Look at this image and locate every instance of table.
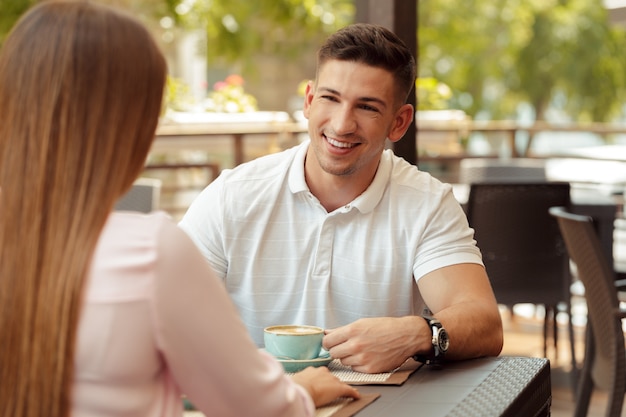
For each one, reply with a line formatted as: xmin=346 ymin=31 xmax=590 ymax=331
xmin=357 ymin=356 xmax=550 ymax=417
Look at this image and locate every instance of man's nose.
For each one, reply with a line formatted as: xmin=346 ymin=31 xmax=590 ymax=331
xmin=331 ymin=105 xmax=357 ymax=135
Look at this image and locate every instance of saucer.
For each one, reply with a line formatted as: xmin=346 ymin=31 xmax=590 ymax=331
xmin=276 ymin=355 xmax=333 ymax=373
xmin=262 ymin=349 xmax=333 ymax=372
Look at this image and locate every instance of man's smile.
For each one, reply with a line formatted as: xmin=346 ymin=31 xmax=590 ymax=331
xmin=324 ymin=135 xmax=359 ymax=149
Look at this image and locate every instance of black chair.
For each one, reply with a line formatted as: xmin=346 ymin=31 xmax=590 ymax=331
xmin=459 ymin=158 xmax=547 ymax=184
xmin=466 ymin=182 xmax=577 ymax=383
xmin=550 ymin=206 xmax=626 ymax=417
xmin=115 ymin=178 xmax=161 ymax=213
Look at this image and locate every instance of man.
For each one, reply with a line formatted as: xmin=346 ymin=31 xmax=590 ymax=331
xmin=179 ymin=23 xmax=503 ymax=374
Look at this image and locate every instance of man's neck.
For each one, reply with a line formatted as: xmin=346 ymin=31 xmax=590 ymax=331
xmin=307 ymin=176 xmax=361 ymax=212
xmin=304 ymin=155 xmax=376 ymax=213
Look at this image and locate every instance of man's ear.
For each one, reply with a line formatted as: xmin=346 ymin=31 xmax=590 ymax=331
xmin=387 ymin=103 xmax=414 ymax=143
xmin=302 ymin=81 xmax=315 ymax=119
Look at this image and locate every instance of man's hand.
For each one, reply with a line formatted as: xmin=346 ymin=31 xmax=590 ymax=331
xmin=322 ymin=264 xmax=503 ymax=374
xmin=323 ymin=316 xmax=428 ymax=374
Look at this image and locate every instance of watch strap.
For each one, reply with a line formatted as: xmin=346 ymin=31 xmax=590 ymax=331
xmin=412 ymin=316 xmax=445 ymax=366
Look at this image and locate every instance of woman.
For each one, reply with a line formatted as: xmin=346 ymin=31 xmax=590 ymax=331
xmin=0 ymin=2 xmax=359 ymax=416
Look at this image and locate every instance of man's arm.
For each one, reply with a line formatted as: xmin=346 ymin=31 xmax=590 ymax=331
xmin=322 ymin=263 xmax=503 ymax=373
xmin=417 ymin=263 xmax=503 ymax=360
xmin=178 ymin=178 xmax=228 ymax=278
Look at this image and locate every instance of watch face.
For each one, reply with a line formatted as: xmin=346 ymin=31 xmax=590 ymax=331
xmin=437 ymin=329 xmax=450 ymax=352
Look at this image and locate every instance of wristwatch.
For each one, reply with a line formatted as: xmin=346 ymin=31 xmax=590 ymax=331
xmin=412 ymin=316 xmax=449 ymax=366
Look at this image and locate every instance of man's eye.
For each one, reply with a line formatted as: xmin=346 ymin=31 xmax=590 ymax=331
xmin=320 ymin=95 xmax=338 ymax=102
xmin=360 ymin=104 xmax=379 ymax=112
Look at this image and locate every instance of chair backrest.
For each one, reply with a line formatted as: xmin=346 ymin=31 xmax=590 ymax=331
xmin=550 ymin=206 xmax=625 ymax=392
xmin=466 ymin=182 xmax=571 ymax=306
xmin=114 ymin=177 xmax=161 ymax=213
xmin=459 ymin=158 xmax=547 ymax=184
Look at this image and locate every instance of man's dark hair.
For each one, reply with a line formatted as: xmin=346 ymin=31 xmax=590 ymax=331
xmin=316 ymin=23 xmax=416 ymax=104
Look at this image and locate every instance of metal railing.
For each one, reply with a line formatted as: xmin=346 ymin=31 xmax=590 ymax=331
xmin=417 ymin=120 xmax=626 ymax=158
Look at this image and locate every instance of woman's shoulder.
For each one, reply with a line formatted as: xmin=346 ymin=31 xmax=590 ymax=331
xmin=98 ymin=211 xmax=194 ymax=263
xmin=89 ymin=211 xmax=206 ymax=296
xmin=105 ymin=210 xmax=174 ymax=241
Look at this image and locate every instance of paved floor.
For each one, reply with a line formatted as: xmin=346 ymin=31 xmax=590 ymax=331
xmin=500 ymin=304 xmax=625 ymax=417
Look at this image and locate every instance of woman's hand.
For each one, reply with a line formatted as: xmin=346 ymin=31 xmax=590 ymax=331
xmin=290 ymin=366 xmax=360 ymax=407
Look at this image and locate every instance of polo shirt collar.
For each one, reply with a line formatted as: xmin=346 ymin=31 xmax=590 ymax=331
xmin=288 ymin=140 xmax=392 ymax=214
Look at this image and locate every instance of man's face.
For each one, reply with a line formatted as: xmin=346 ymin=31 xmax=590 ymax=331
xmin=303 ymin=59 xmax=410 ymax=179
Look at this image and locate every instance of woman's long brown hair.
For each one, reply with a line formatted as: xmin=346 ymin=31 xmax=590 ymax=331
xmin=0 ymin=1 xmax=167 ymax=416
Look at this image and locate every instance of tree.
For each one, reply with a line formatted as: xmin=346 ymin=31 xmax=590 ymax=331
xmin=418 ymin=0 xmax=626 ymax=122
xmin=515 ymin=0 xmax=626 ymax=122
xmin=166 ymin=0 xmax=354 ymax=109
xmin=171 ymin=0 xmax=353 ymax=76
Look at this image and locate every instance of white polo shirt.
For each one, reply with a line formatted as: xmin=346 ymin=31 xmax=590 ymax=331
xmin=179 ymin=140 xmax=483 ymax=345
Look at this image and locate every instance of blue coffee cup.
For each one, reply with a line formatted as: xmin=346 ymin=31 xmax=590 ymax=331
xmin=263 ymin=324 xmax=324 ymax=360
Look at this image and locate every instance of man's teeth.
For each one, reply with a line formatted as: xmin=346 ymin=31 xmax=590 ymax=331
xmin=326 ymin=137 xmax=356 ymax=148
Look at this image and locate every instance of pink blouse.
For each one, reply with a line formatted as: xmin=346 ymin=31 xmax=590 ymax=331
xmin=72 ymin=211 xmax=314 ymax=417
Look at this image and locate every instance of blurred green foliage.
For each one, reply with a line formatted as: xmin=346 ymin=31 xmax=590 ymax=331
xmin=171 ymin=0 xmax=354 ymax=74
xmin=165 ymin=75 xmax=194 ymax=112
xmin=416 ymin=77 xmax=453 ymax=111
xmin=419 ymin=0 xmax=626 ymax=122
xmin=3 ymin=0 xmax=626 ymax=123
xmin=0 ymin=0 xmax=37 ymax=45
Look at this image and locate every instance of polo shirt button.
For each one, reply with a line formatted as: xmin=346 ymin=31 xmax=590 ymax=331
xmin=344 ymin=204 xmax=350 ymax=210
